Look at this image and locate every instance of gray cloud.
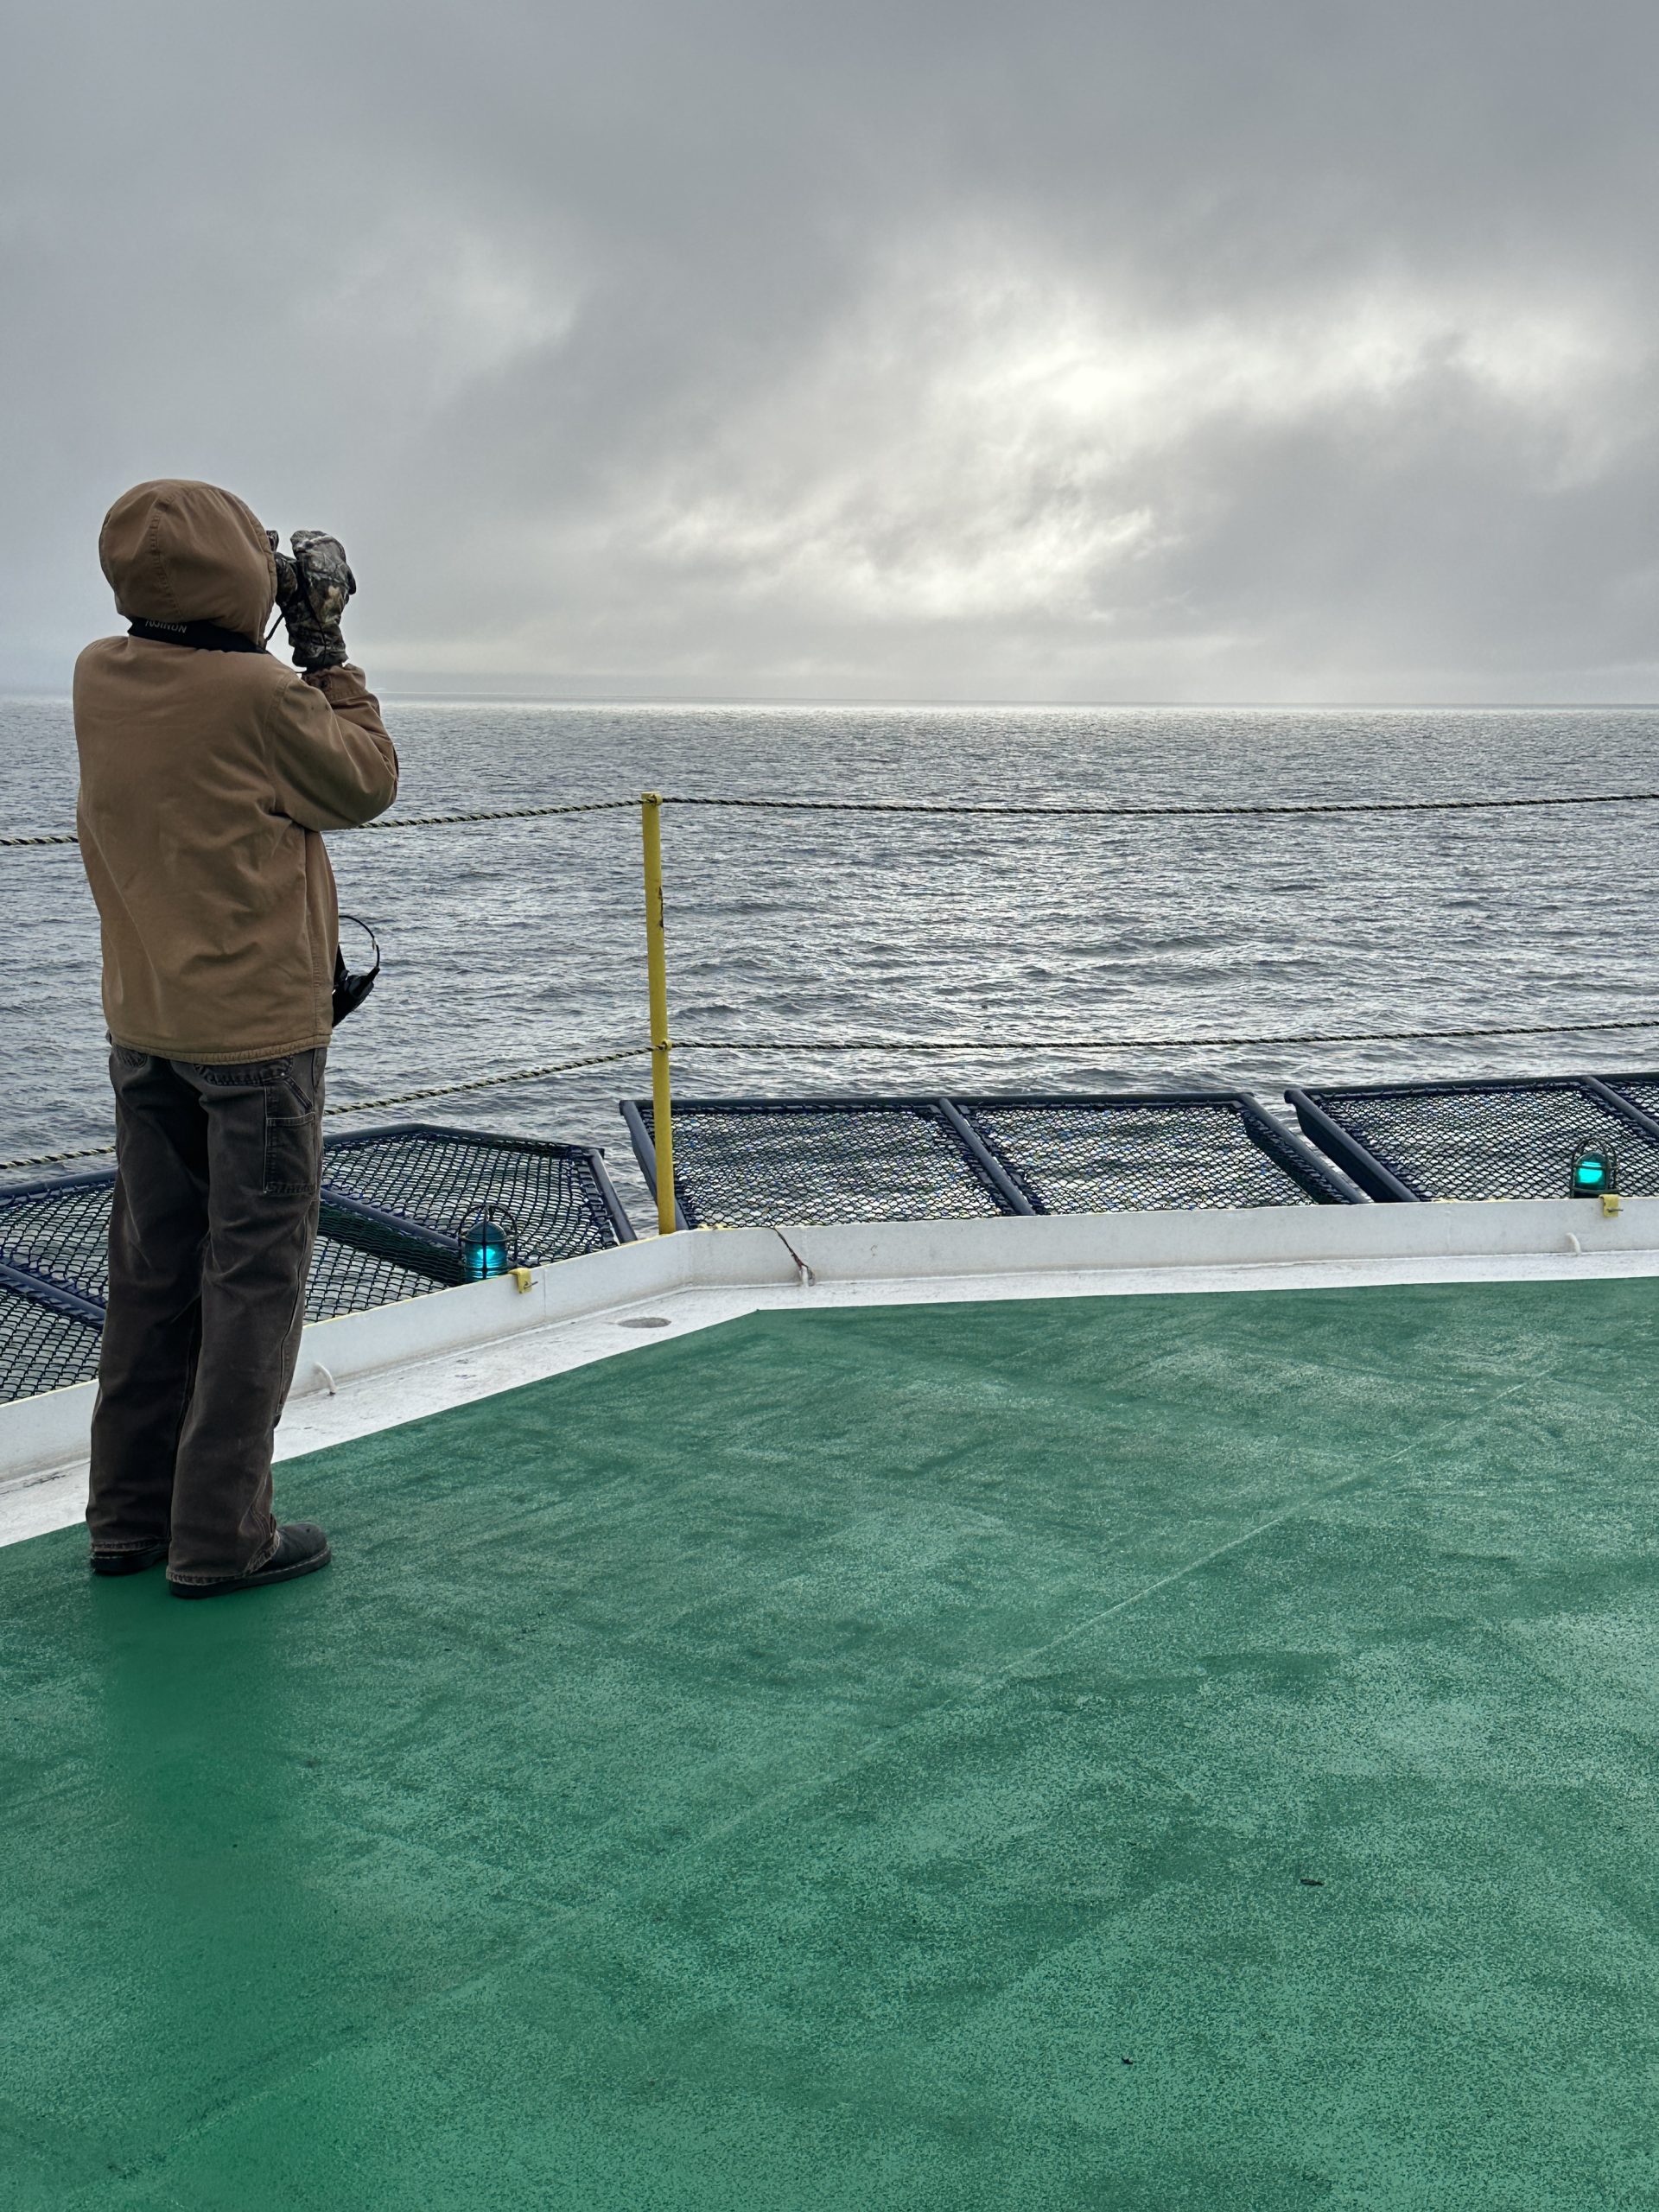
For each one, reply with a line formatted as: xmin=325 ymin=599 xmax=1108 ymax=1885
xmin=3 ymin=0 xmax=1658 ymax=698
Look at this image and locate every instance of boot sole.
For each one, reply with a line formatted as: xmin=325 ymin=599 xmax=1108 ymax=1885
xmin=90 ymin=1545 xmax=170 ymax=1576
xmin=169 ymin=1542 xmax=332 ymax=1599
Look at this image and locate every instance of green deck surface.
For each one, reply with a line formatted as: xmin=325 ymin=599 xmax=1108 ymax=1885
xmin=3 ymin=1279 xmax=1659 ymax=2210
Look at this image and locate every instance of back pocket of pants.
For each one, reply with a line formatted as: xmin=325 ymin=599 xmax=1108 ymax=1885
xmin=264 ymin=1108 xmax=320 ymax=1198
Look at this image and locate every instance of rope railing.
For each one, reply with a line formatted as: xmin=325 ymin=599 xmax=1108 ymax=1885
xmin=0 ymin=800 xmax=638 ymax=849
xmin=355 ymin=798 xmax=638 ymax=830
xmin=16 ymin=785 xmax=1659 ymax=847
xmin=660 ymin=790 xmax=1659 ymax=819
xmin=671 ymin=1017 xmax=1659 ymax=1051
xmin=320 ymin=1045 xmax=645 ymax=1116
xmin=10 ymin=1015 xmax=1659 ymax=1181
xmin=7 ymin=783 xmax=1659 ymax=1222
xmin=0 ymin=1046 xmax=649 ymax=1176
xmin=0 ymin=1140 xmax=121 ymax=1173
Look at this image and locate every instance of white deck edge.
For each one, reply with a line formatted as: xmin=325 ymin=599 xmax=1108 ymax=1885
xmin=6 ymin=1196 xmax=1659 ymax=1547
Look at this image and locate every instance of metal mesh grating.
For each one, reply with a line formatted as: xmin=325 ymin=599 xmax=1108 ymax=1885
xmin=305 ymin=1236 xmax=447 ymax=1321
xmin=958 ymin=1095 xmax=1356 ymax=1211
xmin=632 ymin=1099 xmax=1011 ymax=1226
xmin=320 ymin=1126 xmax=625 ymax=1262
xmin=0 ymin=1281 xmax=103 ymax=1403
xmin=0 ymin=1122 xmax=630 ymax=1402
xmin=1291 ymin=1080 xmax=1659 ymax=1202
xmin=0 ymin=1179 xmax=449 ymax=1319
xmin=0 ymin=1179 xmax=453 ymax=1395
xmin=1596 ymin=1074 xmax=1659 ymax=1128
xmin=0 ymin=1176 xmax=112 ymax=1302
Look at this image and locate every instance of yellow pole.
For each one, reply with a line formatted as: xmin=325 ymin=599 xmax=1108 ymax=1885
xmin=640 ymin=792 xmax=676 ymax=1236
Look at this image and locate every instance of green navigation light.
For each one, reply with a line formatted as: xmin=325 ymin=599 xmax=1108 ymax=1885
xmin=1570 ymin=1141 xmax=1617 ymax=1198
xmin=460 ymin=1203 xmax=520 ymax=1280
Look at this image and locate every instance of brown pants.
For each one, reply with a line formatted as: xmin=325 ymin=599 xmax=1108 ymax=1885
xmin=88 ymin=1046 xmax=327 ymax=1585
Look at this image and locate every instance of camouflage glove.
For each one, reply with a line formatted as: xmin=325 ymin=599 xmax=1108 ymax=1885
xmin=268 ymin=529 xmax=355 ymax=671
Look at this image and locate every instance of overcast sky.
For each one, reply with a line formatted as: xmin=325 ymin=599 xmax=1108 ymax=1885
xmin=3 ymin=0 xmax=1657 ymax=701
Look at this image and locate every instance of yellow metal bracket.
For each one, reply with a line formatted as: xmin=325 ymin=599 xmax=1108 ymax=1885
xmin=641 ymin=792 xmax=677 ymax=1236
xmin=1602 ymin=1192 xmax=1622 ymax=1217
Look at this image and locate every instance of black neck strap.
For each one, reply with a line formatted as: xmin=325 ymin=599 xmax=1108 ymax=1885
xmin=128 ymin=618 xmax=264 ymax=654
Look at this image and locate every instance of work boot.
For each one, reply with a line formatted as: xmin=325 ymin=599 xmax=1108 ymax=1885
xmin=169 ymin=1522 xmax=332 ymax=1599
xmin=90 ymin=1539 xmax=170 ymax=1576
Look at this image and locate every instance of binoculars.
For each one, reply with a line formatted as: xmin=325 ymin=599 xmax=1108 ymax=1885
xmin=266 ymin=529 xmax=356 ymax=610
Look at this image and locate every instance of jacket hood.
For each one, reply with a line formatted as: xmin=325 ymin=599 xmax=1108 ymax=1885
xmin=99 ymin=480 xmax=276 ymax=641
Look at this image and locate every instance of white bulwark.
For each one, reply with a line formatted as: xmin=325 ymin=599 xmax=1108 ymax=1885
xmin=4 ymin=1193 xmax=1657 ymax=1546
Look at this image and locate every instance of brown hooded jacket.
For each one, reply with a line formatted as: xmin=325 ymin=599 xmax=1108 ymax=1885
xmin=73 ymin=480 xmax=399 ymax=1063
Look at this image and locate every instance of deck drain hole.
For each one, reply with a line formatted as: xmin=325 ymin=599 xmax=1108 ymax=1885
xmin=617 ymin=1315 xmax=672 ymax=1329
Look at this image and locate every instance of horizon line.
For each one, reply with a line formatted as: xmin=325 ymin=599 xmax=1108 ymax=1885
xmin=7 ymin=684 xmax=1659 ymax=713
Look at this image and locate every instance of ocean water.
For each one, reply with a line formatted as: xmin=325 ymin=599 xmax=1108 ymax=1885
xmin=4 ymin=697 xmax=1658 ymax=1218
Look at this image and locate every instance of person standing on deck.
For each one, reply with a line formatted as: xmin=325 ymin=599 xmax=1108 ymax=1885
xmin=73 ymin=479 xmax=398 ymax=1597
